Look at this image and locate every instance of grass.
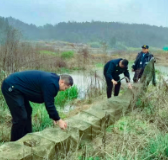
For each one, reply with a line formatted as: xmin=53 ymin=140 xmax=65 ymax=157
xmin=66 ymin=77 xmax=168 ymax=160
xmin=94 ymin=63 xmax=104 ymax=68
xmin=78 ymin=156 xmax=101 ymax=160
xmin=55 ymin=85 xmax=78 ymax=107
xmin=61 ymin=51 xmax=74 ymax=59
xmin=141 ymin=134 xmax=168 ymax=159
xmin=39 ymin=50 xmax=57 ymax=55
xmin=31 ymin=103 xmax=67 ymax=132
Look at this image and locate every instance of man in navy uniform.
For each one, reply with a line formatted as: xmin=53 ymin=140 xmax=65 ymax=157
xmin=104 ymin=59 xmax=132 ymax=98
xmin=1 ymin=70 xmax=73 ymax=141
xmin=132 ymin=45 xmax=155 ymax=82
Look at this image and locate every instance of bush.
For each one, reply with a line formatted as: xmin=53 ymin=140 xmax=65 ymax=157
xmin=89 ymin=42 xmax=101 ymax=48
xmin=61 ymin=51 xmax=74 ymax=59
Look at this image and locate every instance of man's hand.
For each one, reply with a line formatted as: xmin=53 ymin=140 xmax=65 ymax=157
xmin=128 ymin=83 xmax=132 ymax=89
xmin=54 ymin=119 xmax=67 ymax=130
xmin=112 ymin=79 xmax=118 ymax=85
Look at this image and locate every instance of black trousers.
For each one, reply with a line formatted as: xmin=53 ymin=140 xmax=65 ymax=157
xmin=1 ymin=80 xmax=32 ymax=141
xmin=104 ymin=75 xmax=121 ymax=98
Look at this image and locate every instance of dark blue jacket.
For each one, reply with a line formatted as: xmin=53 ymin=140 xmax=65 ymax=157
xmin=4 ymin=70 xmax=60 ymax=121
xmin=132 ymin=52 xmax=154 ymax=70
xmin=104 ymin=58 xmax=130 ymax=81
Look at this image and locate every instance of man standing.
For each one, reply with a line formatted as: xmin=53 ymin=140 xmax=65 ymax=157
xmin=132 ymin=45 xmax=155 ymax=82
xmin=1 ymin=70 xmax=73 ymax=141
xmin=104 ymin=59 xmax=132 ymax=98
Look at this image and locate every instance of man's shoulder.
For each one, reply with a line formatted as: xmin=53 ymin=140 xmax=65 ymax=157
xmin=41 ymin=72 xmax=59 ymax=83
xmin=138 ymin=52 xmax=143 ymax=55
xmin=111 ymin=58 xmax=122 ymax=63
xmin=147 ymin=52 xmax=154 ymax=57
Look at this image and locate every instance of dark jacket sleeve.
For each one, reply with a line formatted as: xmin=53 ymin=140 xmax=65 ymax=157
xmin=145 ymin=54 xmax=155 ymax=66
xmin=132 ymin=53 xmax=140 ymax=70
xmin=123 ymin=68 xmax=130 ymax=82
xmin=42 ymin=83 xmax=60 ymax=121
xmin=106 ymin=62 xmax=115 ymax=80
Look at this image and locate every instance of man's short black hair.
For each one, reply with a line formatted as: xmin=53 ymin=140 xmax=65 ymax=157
xmin=60 ymin=75 xmax=73 ymax=86
xmin=121 ymin=59 xmax=129 ymax=67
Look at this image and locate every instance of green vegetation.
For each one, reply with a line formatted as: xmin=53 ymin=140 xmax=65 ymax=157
xmin=70 ymin=79 xmax=168 ymax=160
xmin=141 ymin=134 xmax=168 ymax=159
xmin=31 ymin=103 xmax=67 ymax=132
xmin=94 ymin=63 xmax=104 ymax=68
xmin=55 ymin=85 xmax=78 ymax=107
xmin=4 ymin=16 xmax=168 ymax=48
xmin=88 ymin=42 xmax=101 ymax=48
xmin=61 ymin=51 xmax=74 ymax=59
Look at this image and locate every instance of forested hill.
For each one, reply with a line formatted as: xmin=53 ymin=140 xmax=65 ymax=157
xmin=1 ymin=16 xmax=168 ymax=48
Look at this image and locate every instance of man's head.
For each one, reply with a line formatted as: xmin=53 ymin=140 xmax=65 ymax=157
xmin=142 ymin=45 xmax=149 ymax=53
xmin=59 ymin=75 xmax=73 ymax=91
xmin=119 ymin=59 xmax=129 ymax=68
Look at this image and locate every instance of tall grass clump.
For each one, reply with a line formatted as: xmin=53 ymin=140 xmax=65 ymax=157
xmin=55 ymin=85 xmax=78 ymax=107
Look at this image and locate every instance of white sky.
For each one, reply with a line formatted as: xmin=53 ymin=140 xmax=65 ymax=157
xmin=0 ymin=0 xmax=167 ymax=27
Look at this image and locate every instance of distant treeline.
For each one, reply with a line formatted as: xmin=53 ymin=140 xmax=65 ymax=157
xmin=1 ymin=16 xmax=168 ymax=48
xmin=0 ymin=17 xmax=11 ymax=44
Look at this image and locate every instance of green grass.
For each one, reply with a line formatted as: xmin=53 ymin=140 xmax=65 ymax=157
xmin=141 ymin=134 xmax=168 ymax=159
xmin=31 ymin=103 xmax=67 ymax=132
xmin=61 ymin=51 xmax=74 ymax=59
xmin=95 ymin=63 xmax=104 ymax=68
xmin=31 ymin=103 xmax=53 ymax=131
xmin=106 ymin=116 xmax=147 ymax=134
xmin=55 ymin=85 xmax=78 ymax=107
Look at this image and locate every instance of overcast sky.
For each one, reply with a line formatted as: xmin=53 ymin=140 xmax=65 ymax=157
xmin=0 ymin=0 xmax=167 ymax=27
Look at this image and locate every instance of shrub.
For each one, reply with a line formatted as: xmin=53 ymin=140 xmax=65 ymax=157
xmin=61 ymin=51 xmax=74 ymax=59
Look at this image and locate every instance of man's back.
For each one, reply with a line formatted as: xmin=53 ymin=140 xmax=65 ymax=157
xmin=4 ymin=70 xmax=60 ymax=103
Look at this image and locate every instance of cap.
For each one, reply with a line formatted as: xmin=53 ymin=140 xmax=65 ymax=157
xmin=142 ymin=45 xmax=149 ymax=49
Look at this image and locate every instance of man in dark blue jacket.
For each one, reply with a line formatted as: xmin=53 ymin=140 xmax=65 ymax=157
xmin=104 ymin=59 xmax=132 ymax=98
xmin=1 ymin=70 xmax=73 ymax=141
xmin=132 ymin=45 xmax=155 ymax=82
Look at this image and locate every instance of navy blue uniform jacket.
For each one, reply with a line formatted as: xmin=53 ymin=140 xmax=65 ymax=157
xmin=4 ymin=70 xmax=60 ymax=121
xmin=132 ymin=52 xmax=154 ymax=70
xmin=104 ymin=58 xmax=130 ymax=81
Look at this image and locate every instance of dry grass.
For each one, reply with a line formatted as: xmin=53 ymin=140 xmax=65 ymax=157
xmin=64 ymin=78 xmax=168 ymax=160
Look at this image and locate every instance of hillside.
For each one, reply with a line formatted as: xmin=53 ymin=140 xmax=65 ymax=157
xmin=1 ymin=16 xmax=168 ymax=48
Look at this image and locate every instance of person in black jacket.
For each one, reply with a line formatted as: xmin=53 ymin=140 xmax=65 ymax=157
xmin=1 ymin=70 xmax=73 ymax=141
xmin=104 ymin=59 xmax=132 ymax=98
xmin=132 ymin=45 xmax=155 ymax=82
